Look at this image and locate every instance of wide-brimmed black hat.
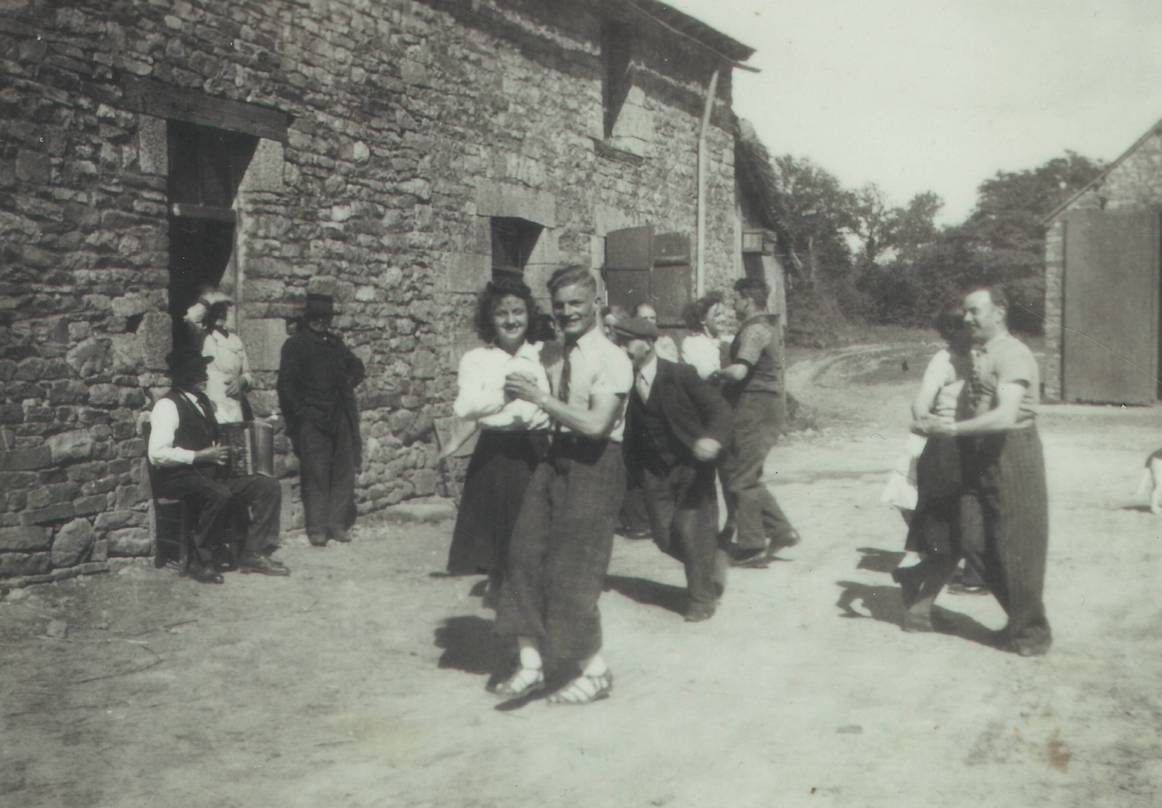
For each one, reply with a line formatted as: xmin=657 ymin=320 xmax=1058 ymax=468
xmin=303 ymin=293 xmax=335 ymax=321
xmin=165 ymin=350 xmax=213 ymax=383
xmin=610 ymin=316 xmax=658 ymax=341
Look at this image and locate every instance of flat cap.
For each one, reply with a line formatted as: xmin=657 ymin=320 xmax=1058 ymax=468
xmin=609 ymin=315 xmax=658 ymax=340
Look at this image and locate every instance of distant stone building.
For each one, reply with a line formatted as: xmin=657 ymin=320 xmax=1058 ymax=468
xmin=0 ymin=0 xmax=758 ymax=580
xmin=1043 ymin=118 xmax=1162 ymax=404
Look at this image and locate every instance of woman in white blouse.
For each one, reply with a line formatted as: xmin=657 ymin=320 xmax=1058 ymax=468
xmin=445 ymin=277 xmax=551 ymax=602
xmin=184 ymin=290 xmax=253 ymax=424
xmin=678 ymin=292 xmax=727 ymax=380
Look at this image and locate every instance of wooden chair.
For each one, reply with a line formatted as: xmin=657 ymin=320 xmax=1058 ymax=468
xmin=141 ymin=414 xmax=247 ymax=574
xmin=142 ymin=419 xmax=194 ymax=573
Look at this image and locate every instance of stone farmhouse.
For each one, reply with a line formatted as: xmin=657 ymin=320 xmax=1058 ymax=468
xmin=1043 ymin=118 xmax=1162 ymax=404
xmin=0 ymin=0 xmax=779 ymax=581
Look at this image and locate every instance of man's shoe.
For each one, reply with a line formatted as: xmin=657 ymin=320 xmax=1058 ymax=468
xmin=188 ymin=563 xmax=224 ymax=585
xmin=729 ymin=546 xmax=770 ymax=568
xmin=238 ymin=554 xmax=291 ymax=577
xmin=947 ymin=582 xmax=988 ymax=595
xmin=329 ymin=529 xmax=351 ymax=544
xmin=768 ymin=529 xmax=801 ymax=550
xmin=684 ymin=603 xmax=716 ymax=623
xmin=308 ymin=534 xmax=328 ymax=547
xmin=901 ymin=610 xmax=934 ymax=633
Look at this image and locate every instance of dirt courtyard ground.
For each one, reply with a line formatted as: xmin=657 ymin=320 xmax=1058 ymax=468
xmin=3 ymin=341 xmax=1161 ymax=808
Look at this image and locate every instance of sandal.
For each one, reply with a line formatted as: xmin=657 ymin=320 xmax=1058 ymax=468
xmin=546 ymin=669 xmax=614 ymax=706
xmin=489 ymin=666 xmax=544 ymax=698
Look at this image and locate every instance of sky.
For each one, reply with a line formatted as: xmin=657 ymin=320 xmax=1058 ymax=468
xmin=665 ymin=0 xmax=1162 ymax=224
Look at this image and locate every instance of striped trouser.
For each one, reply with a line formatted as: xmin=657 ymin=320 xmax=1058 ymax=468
xmin=964 ymin=426 xmax=1051 ymax=649
xmin=495 ymin=438 xmax=626 ymax=667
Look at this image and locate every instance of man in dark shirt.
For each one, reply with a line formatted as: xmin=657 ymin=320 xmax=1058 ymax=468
xmin=615 ymin=316 xmax=732 ymax=622
xmin=719 ymin=277 xmax=800 ymax=567
xmin=277 ymin=294 xmax=365 ymax=547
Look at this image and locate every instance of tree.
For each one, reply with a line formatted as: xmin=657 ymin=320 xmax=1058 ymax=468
xmin=772 ymin=155 xmax=855 ymax=285
xmin=958 ymin=151 xmax=1103 ymax=332
xmin=858 ymin=152 xmax=1103 ymax=333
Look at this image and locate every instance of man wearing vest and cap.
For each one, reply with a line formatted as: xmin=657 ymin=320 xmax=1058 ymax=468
xmin=147 ymin=350 xmax=287 ymax=583
xmin=278 ymin=293 xmax=365 ymax=547
xmin=494 ymin=265 xmax=633 ymax=706
xmin=613 ymin=315 xmax=733 ymax=622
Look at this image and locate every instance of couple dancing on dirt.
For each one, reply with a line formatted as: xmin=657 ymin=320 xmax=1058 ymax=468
xmin=443 ymin=266 xmax=789 ymax=705
xmin=892 ymin=287 xmax=1052 ymax=657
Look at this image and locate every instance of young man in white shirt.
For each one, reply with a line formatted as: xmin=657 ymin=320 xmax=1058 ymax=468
xmin=494 ymin=265 xmax=633 ymax=705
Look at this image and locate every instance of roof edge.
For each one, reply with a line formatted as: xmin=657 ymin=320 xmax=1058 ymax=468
xmin=1041 ymin=116 xmax=1162 ymax=225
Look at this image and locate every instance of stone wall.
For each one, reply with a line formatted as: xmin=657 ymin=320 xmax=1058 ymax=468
xmin=0 ymin=0 xmax=744 ymax=579
xmin=1043 ymin=127 xmax=1162 ymax=400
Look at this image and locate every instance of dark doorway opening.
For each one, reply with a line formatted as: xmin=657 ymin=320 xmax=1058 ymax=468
xmin=166 ymin=120 xmax=257 ymax=351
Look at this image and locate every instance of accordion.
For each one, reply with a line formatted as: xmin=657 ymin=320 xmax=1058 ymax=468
xmin=219 ymin=421 xmax=275 ymax=478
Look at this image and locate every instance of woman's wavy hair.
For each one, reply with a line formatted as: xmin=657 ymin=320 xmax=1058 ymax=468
xmin=473 ymin=275 xmax=544 ymax=344
xmin=683 ymin=291 xmax=723 ymax=331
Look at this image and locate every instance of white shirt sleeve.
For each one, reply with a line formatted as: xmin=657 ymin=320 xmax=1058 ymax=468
xmin=147 ymin=398 xmax=198 ymax=467
xmin=452 ymin=349 xmax=506 ymax=420
xmin=239 ymin=338 xmax=252 ymax=388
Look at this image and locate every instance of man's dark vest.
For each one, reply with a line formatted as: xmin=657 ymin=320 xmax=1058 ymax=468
xmin=153 ymin=390 xmax=219 ymax=485
xmin=628 ymin=388 xmax=686 ymax=472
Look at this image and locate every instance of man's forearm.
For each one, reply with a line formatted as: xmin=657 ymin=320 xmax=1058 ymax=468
xmin=720 ymin=362 xmax=748 ymax=382
xmin=535 ymin=393 xmax=615 ymax=438
xmin=950 ymin=407 xmax=1019 ymax=436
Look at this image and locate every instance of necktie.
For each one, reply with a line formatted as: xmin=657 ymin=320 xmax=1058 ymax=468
xmin=553 ymin=345 xmax=573 ymax=439
xmin=557 ymin=344 xmax=573 ymax=404
xmin=636 ymin=371 xmax=650 ymax=402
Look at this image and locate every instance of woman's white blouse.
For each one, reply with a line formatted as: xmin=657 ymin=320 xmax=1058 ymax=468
xmin=453 ymin=342 xmax=551 ymax=431
xmin=680 ymin=333 xmax=722 ymax=380
xmin=202 ymin=329 xmax=252 ymax=424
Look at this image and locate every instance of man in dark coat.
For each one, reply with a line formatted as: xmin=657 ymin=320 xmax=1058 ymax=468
xmin=277 ymin=293 xmax=365 ymax=547
xmin=147 ymin=350 xmax=287 ymax=583
xmin=615 ymin=316 xmax=733 ymax=622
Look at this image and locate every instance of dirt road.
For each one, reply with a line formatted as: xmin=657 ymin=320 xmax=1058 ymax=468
xmin=3 ymin=342 xmax=1161 ymax=808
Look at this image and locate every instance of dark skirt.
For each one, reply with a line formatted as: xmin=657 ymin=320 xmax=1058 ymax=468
xmin=905 ymin=435 xmax=969 ymax=557
xmin=446 ymin=430 xmax=546 ymax=576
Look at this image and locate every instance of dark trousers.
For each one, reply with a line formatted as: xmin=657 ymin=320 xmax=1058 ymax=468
xmin=641 ymin=461 xmax=720 ymax=607
xmin=723 ymin=393 xmax=796 ymax=550
xmin=496 ymin=439 xmax=625 ymax=667
xmin=902 ymin=429 xmax=1050 ymax=651
xmin=154 ymin=469 xmax=282 ymax=565
xmin=969 ymin=427 xmax=1051 ymax=649
xmin=618 ymin=482 xmax=651 ymax=534
xmin=299 ymin=418 xmax=357 ymax=541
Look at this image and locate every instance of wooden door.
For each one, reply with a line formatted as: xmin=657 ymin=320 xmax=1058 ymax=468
xmin=1062 ymin=209 xmax=1160 ymax=403
xmin=604 ymin=226 xmax=692 ymax=328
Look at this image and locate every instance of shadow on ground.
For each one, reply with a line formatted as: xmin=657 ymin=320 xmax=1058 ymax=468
xmin=434 ymin=615 xmax=499 ymax=676
xmin=855 ymin=546 xmax=906 ymax=573
xmin=604 ymin=574 xmax=685 ymax=616
xmin=835 ymin=580 xmax=999 ymax=650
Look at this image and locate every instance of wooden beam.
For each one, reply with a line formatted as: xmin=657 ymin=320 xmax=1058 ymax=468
xmin=120 ymin=75 xmax=290 ymax=143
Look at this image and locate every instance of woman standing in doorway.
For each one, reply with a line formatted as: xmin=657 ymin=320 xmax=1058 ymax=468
xmin=184 ymin=289 xmax=253 ymax=424
xmin=444 ymin=277 xmax=552 ymax=605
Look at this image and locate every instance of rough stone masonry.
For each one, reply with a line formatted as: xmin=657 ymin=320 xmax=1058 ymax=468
xmin=0 ymin=0 xmax=750 ymax=580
